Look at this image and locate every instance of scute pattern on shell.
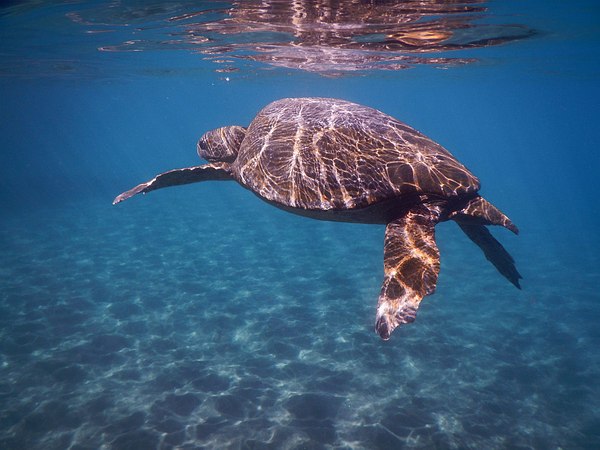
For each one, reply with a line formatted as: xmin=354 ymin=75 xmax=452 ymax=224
xmin=233 ymin=97 xmax=480 ymax=210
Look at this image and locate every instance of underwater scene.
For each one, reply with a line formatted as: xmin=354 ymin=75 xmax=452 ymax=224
xmin=1 ymin=1 xmax=599 ymax=449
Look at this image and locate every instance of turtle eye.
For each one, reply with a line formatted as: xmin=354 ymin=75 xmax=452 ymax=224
xmin=197 ymin=137 xmax=210 ymax=160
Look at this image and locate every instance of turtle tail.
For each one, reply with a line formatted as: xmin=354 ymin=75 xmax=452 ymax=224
xmin=450 ymin=195 xmax=522 ymax=289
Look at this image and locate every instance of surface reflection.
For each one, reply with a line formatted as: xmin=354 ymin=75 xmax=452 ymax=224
xmin=68 ymin=0 xmax=535 ymax=76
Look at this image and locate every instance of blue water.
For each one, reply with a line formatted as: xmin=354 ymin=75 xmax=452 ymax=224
xmin=1 ymin=1 xmax=599 ymax=449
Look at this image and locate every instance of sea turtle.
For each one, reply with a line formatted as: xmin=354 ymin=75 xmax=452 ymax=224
xmin=114 ymin=97 xmax=520 ymax=340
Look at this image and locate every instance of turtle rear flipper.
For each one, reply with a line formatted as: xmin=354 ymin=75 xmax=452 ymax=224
xmin=450 ymin=195 xmax=518 ymax=234
xmin=458 ymin=222 xmax=522 ymax=288
xmin=375 ymin=206 xmax=441 ymax=340
xmin=450 ymin=195 xmax=521 ymax=288
xmin=113 ymin=162 xmax=232 ymax=204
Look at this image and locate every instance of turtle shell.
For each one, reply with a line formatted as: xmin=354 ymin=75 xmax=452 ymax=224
xmin=233 ymin=97 xmax=479 ymax=210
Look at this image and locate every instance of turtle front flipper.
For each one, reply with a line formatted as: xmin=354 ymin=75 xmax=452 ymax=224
xmin=113 ymin=162 xmax=232 ymax=205
xmin=375 ymin=206 xmax=441 ymax=340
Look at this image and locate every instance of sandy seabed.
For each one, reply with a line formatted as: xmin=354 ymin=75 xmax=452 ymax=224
xmin=1 ymin=191 xmax=598 ymax=449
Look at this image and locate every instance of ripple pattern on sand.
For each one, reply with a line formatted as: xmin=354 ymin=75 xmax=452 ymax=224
xmin=1 ymin=191 xmax=598 ymax=449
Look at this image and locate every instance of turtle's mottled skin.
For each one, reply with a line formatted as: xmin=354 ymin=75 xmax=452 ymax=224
xmin=114 ymin=97 xmax=520 ymax=340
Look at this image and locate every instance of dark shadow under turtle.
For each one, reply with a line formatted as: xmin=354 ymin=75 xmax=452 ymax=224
xmin=114 ymin=97 xmax=520 ymax=340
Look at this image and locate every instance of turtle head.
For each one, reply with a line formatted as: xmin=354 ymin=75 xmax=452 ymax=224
xmin=197 ymin=126 xmax=246 ymax=163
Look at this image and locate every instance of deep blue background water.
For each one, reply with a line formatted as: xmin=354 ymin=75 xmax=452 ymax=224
xmin=1 ymin=1 xmax=599 ymax=449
